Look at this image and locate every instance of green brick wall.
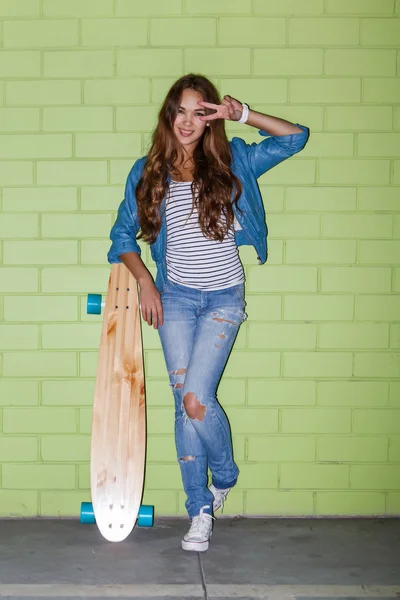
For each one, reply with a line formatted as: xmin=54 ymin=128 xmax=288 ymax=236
xmin=0 ymin=0 xmax=399 ymax=518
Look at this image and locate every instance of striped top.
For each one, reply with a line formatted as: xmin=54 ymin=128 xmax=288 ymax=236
xmin=165 ymin=180 xmax=244 ymax=291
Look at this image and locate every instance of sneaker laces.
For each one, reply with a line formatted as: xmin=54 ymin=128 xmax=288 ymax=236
xmin=188 ymin=505 xmax=215 ymax=537
xmin=210 ymin=485 xmax=230 ymax=512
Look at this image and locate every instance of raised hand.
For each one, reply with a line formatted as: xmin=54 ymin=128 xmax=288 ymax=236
xmin=198 ymin=95 xmax=243 ymax=122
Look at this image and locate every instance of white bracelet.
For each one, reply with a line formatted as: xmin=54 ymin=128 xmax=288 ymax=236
xmin=238 ymin=103 xmax=249 ymax=124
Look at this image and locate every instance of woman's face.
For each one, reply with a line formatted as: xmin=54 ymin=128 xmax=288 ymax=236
xmin=173 ymin=89 xmax=208 ymax=152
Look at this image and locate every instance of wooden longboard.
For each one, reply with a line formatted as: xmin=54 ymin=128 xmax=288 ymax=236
xmin=90 ymin=263 xmax=146 ymax=542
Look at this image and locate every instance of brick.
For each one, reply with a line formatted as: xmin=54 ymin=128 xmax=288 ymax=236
xmin=225 ymin=352 xmax=281 ymax=378
xmin=320 ymin=267 xmax=391 ymax=293
xmin=150 ymin=77 xmax=183 ymax=103
xmin=3 ymin=352 xmax=77 ymax=378
xmin=186 ymin=0 xmax=251 ymax=13
xmin=0 ymin=51 xmax=40 ymax=77
xmin=354 ymin=410 xmax=400 ymax=434
xmin=37 ymin=161 xmax=107 ymax=185
xmin=220 ymin=80 xmax=286 ymax=104
xmin=254 ymin=49 xmax=322 ymax=76
xmin=0 ymin=108 xmax=39 ymax=132
xmin=354 ymin=353 xmax=400 ymax=378
xmin=186 ymin=49 xmax=251 ymax=76
xmin=0 ymin=324 xmax=38 ymax=350
xmin=43 ymin=107 xmax=113 ymax=132
xmin=147 ymin=435 xmax=176 ymax=463
xmin=357 ymin=295 xmax=400 ymax=322
xmin=110 ymin=159 xmax=139 ymax=184
xmin=301 ymin=133 xmax=354 ymax=158
xmin=4 ymin=296 xmax=77 ymax=322
xmin=142 ymin=491 xmax=178 ymax=516
xmin=359 ymin=241 xmax=400 ymax=265
xmin=284 ymin=351 xmax=353 ymax=378
xmin=240 ymin=242 xmax=283 ymax=265
xmin=319 ymin=436 xmax=388 ymax=462
xmin=359 ymin=134 xmax=400 ymax=158
xmin=117 ymin=49 xmax=182 ymax=77
xmin=395 ymin=161 xmax=400 ymax=184
xmin=40 ymin=491 xmax=87 ymax=517
xmin=319 ymin=160 xmax=389 ymax=185
xmin=249 ymin=436 xmax=315 ymax=462
xmin=42 ymin=324 xmax=100 ymax=350
xmin=254 ymin=0 xmax=323 ymax=15
xmin=363 ymin=78 xmax=400 ymax=103
xmin=247 ymin=490 xmax=314 ymax=515
xmin=326 ymin=0 xmax=395 ymax=14
xmin=322 ymin=214 xmax=392 ymax=239
xmin=3 ymin=465 xmax=75 ymax=490
xmin=81 ymin=241 xmax=111 ymax=265
xmin=248 ymin=267 xmax=317 ymax=293
xmin=0 ymin=491 xmax=38 ymax=517
xmin=259 ymin=160 xmax=316 ymax=185
xmin=0 ymin=162 xmax=33 ymax=185
xmin=79 ymin=408 xmax=92 ymax=434
xmin=316 ymin=492 xmax=385 ymax=516
xmin=80 ymin=186 xmax=122 ymax=211
xmin=319 ymin=323 xmax=389 ymax=350
xmin=79 ymin=352 xmax=98 ymax=377
xmin=42 ymin=380 xmax=94 ymax=406
xmin=387 ymin=493 xmax=400 ymax=514
xmin=44 ymin=51 xmax=114 ymax=78
xmin=228 ymin=408 xmax=279 ymax=434
xmin=362 ymin=19 xmax=400 ymax=45
xmin=317 ymin=381 xmax=389 ymax=407
xmin=0 ymin=214 xmax=38 ymax=238
xmin=395 ymin=269 xmax=400 ymax=292
xmin=289 ymin=18 xmax=359 ymax=46
xmin=259 ymin=188 xmax=285 ymax=214
xmin=248 ymin=380 xmax=316 ymax=406
xmin=82 ymin=18 xmax=147 ymax=47
xmin=249 ymin=323 xmax=316 ymax=350
xmin=284 ymin=295 xmax=354 ymax=321
xmin=3 ymin=187 xmax=77 ymax=212
xmin=245 ymin=295 xmax=282 ymax=321
xmin=358 ymin=187 xmax=400 ymax=211
xmin=116 ymin=107 xmax=159 ymax=132
xmin=390 ymin=382 xmax=400 ymax=406
xmin=116 ymin=0 xmax=182 ymax=16
xmin=290 ymin=78 xmax=360 ymax=104
xmin=281 ymin=464 xmax=349 ymax=489
xmin=0 ymin=0 xmax=40 ymax=17
xmin=4 ymin=19 xmax=78 ymax=48
xmin=395 ymin=216 xmax=400 ymax=239
xmin=145 ymin=464 xmax=182 ymax=489
xmin=325 ymin=106 xmax=393 ymax=132
xmin=41 ymin=435 xmax=89 ymax=462
xmin=282 ymin=408 xmax=351 ymax=433
xmin=236 ymin=464 xmax=278 ymax=490
xmin=395 ymin=107 xmax=400 ymax=130
xmin=6 ymin=81 xmax=81 ymax=106
xmin=269 ymin=214 xmax=320 ymax=238
xmin=389 ymin=437 xmax=400 ymax=462
xmin=145 ymin=379 xmax=176 ymax=407
xmin=42 ymin=267 xmax=109 ymax=293
xmin=42 ymin=214 xmax=110 ymax=238
xmin=286 ymin=187 xmax=356 ymax=212
xmin=84 ymin=79 xmax=149 ymax=105
xmin=3 ymin=408 xmax=77 ymax=434
xmin=351 ymin=465 xmax=400 ymax=490
xmin=253 ymin=105 xmax=323 ymax=132
xmin=151 ymin=18 xmax=216 ymax=46
xmin=391 ymin=325 xmax=400 ymax=349
xmin=0 ymin=437 xmax=38 ymax=462
xmin=219 ymin=17 xmax=285 ymax=46
xmin=43 ymin=0 xmax=113 ymax=16
xmin=0 ymin=380 xmax=38 ymax=408
xmin=0 ymin=134 xmax=72 ymax=159
xmin=325 ymin=50 xmax=396 ymax=76
xmin=0 ymin=268 xmax=38 ymax=293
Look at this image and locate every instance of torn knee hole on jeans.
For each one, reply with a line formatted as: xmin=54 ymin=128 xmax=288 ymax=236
xmin=180 ymin=455 xmax=195 ymax=462
xmin=170 ymin=368 xmax=187 ymax=375
xmin=183 ymin=392 xmax=206 ymax=422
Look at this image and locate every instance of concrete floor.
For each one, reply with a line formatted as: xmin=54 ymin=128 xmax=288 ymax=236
xmin=0 ymin=517 xmax=399 ymax=599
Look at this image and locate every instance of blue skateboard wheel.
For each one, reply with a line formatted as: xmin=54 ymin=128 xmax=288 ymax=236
xmin=80 ymin=501 xmax=95 ymax=524
xmin=137 ymin=504 xmax=154 ymax=527
xmin=87 ymin=294 xmax=102 ymax=315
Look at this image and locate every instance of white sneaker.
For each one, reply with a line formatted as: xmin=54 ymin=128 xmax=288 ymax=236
xmin=209 ymin=483 xmax=231 ymax=513
xmin=181 ymin=505 xmax=214 ymax=552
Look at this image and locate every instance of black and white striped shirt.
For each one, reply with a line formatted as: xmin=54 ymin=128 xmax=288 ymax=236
xmin=165 ymin=181 xmax=244 ymax=291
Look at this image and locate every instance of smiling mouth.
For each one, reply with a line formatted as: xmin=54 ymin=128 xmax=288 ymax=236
xmin=178 ymin=129 xmax=194 ymax=137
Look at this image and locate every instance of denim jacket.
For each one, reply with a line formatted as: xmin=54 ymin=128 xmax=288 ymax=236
xmin=108 ymin=124 xmax=309 ymax=292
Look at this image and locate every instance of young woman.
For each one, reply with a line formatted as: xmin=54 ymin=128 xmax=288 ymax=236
xmin=108 ymin=74 xmax=309 ymax=552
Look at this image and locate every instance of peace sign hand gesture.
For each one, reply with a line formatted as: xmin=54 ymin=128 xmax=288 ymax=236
xmin=198 ymin=95 xmax=244 ymax=122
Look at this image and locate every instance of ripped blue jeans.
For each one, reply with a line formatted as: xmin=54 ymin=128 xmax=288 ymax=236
xmin=158 ymin=280 xmax=246 ymax=519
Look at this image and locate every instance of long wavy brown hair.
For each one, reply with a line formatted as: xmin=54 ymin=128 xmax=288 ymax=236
xmin=136 ymin=74 xmax=242 ymax=243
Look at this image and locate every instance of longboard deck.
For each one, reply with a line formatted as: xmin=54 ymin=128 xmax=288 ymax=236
xmin=90 ymin=263 xmax=145 ymax=542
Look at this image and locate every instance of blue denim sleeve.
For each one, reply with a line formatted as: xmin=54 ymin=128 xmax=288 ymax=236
xmin=107 ymin=159 xmax=144 ymax=264
xmin=233 ymin=124 xmax=309 ymax=179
